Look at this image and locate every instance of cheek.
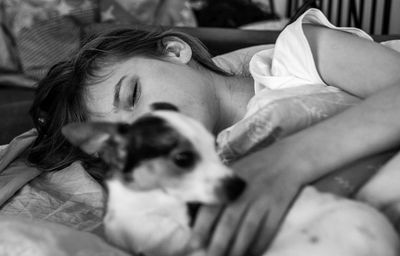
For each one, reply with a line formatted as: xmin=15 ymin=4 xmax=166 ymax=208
xmin=140 ymin=70 xmax=203 ymax=107
xmin=141 ymin=84 xmax=182 ymax=104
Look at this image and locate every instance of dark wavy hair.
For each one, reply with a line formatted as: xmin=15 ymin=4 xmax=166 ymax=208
xmin=28 ymin=27 xmax=231 ymax=181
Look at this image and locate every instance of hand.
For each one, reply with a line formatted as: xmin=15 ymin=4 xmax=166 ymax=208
xmin=193 ymin=149 xmax=305 ymax=256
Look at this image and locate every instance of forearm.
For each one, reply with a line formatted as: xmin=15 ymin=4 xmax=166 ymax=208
xmin=312 ymin=150 xmax=397 ymax=197
xmin=280 ymin=83 xmax=400 ymax=184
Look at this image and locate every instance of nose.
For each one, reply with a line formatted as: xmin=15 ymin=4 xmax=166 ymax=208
xmin=220 ymin=176 xmax=247 ymax=202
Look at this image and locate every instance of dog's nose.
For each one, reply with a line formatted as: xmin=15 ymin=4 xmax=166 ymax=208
xmin=221 ymin=176 xmax=246 ymax=201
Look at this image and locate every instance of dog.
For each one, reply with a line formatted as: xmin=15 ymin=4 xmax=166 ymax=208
xmin=62 ymin=102 xmax=246 ymax=256
xmin=62 ymin=103 xmax=400 ymax=256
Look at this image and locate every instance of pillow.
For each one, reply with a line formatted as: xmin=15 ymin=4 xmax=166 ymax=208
xmin=2 ymin=0 xmax=98 ymax=80
xmin=99 ymin=0 xmax=160 ymax=24
xmin=0 ymin=25 xmax=19 ymax=72
xmin=99 ymin=0 xmax=197 ymax=26
xmin=2 ymin=0 xmax=198 ymax=82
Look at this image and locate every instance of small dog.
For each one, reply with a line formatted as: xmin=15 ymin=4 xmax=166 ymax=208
xmin=63 ymin=103 xmax=399 ymax=256
xmin=62 ymin=103 xmax=246 ymax=256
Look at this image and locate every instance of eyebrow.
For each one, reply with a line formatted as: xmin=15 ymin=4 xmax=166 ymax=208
xmin=113 ymin=75 xmax=127 ymax=107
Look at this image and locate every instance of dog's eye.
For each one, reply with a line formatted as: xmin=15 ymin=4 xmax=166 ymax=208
xmin=172 ymin=151 xmax=196 ymax=168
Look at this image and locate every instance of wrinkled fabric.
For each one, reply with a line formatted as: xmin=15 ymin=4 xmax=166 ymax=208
xmin=217 ymin=88 xmax=361 ymax=163
xmin=0 ymin=216 xmax=130 ymax=256
xmin=0 ymin=129 xmax=40 ymax=206
xmin=0 ymin=130 xmax=106 ymax=235
xmin=0 ymin=161 xmax=106 ymax=234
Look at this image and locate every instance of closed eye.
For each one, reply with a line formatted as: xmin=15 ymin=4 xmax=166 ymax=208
xmin=131 ymin=79 xmax=141 ymax=107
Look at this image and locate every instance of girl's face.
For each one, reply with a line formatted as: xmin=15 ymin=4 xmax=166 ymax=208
xmin=84 ymin=56 xmax=219 ymax=131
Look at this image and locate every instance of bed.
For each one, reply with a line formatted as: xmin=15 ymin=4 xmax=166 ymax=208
xmin=1 ymin=12 xmax=400 ymax=255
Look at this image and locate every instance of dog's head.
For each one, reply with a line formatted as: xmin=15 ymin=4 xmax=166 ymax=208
xmin=62 ymin=103 xmax=245 ymax=205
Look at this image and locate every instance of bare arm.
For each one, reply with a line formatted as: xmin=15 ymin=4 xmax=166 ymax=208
xmin=288 ymin=24 xmax=400 ymax=182
xmin=303 ymin=24 xmax=400 ymax=98
xmin=270 ymin=82 xmax=400 ymax=185
xmin=232 ymin=25 xmax=400 ymax=189
xmin=213 ymin=60 xmax=400 ymax=256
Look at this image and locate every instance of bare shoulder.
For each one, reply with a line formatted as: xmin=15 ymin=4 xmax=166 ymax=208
xmin=302 ymin=23 xmax=379 ymax=58
xmin=302 ymin=23 xmax=400 ymax=97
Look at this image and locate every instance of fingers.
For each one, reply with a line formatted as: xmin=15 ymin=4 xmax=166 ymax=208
xmin=228 ymin=199 xmax=269 ymax=256
xmin=250 ymin=207 xmax=283 ymax=256
xmin=249 ymin=191 xmax=296 ymax=256
xmin=193 ymin=205 xmax=222 ymax=247
xmin=207 ymin=200 xmax=249 ymax=256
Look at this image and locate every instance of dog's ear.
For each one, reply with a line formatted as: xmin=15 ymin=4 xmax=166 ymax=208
xmin=150 ymin=102 xmax=179 ymax=112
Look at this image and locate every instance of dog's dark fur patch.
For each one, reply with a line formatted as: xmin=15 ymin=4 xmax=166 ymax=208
xmin=121 ymin=115 xmax=196 ymax=175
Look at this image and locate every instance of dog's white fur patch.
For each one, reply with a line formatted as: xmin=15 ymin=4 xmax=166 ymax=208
xmin=265 ymin=186 xmax=399 ymax=256
xmin=104 ymin=178 xmax=197 ymax=256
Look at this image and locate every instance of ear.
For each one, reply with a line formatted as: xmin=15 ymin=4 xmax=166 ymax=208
xmin=62 ymin=122 xmax=121 ymax=155
xmin=162 ymin=36 xmax=192 ymax=64
xmin=151 ymin=102 xmax=179 ymax=112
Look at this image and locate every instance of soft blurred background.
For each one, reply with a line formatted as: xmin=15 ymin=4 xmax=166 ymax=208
xmin=0 ymin=0 xmax=398 ymax=86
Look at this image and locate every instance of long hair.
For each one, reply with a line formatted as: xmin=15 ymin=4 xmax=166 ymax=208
xmin=28 ymin=28 xmax=231 ymax=181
